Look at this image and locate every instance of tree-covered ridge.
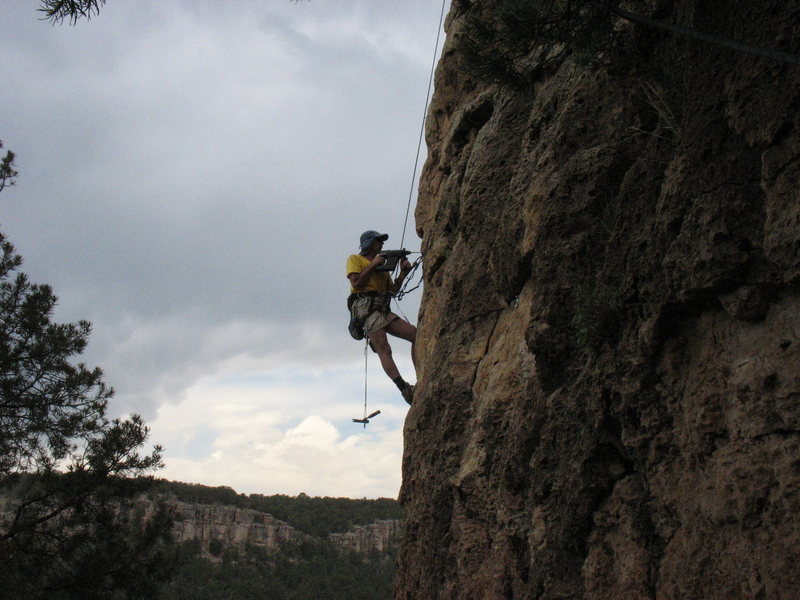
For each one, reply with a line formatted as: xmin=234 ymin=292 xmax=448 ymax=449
xmin=160 ymin=539 xmax=396 ymax=600
xmin=153 ymin=480 xmax=403 ymax=538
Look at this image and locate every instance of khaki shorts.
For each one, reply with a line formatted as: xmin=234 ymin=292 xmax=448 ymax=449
xmin=364 ymin=310 xmax=399 ymax=336
xmin=351 ymin=295 xmax=398 ymax=336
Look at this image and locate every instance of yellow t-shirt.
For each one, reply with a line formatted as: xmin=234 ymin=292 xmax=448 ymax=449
xmin=346 ymin=254 xmax=392 ymax=294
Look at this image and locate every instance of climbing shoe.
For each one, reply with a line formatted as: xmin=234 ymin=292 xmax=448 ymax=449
xmin=401 ymin=384 xmax=415 ymax=405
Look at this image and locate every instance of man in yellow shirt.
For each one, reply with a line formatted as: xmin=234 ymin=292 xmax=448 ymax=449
xmin=346 ymin=230 xmax=416 ymax=404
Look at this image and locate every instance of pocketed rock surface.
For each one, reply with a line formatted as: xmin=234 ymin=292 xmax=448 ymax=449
xmin=397 ymin=1 xmax=800 ymax=598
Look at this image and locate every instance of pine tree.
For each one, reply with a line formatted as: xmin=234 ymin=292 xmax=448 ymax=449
xmin=0 ymin=142 xmax=175 ymax=599
xmin=38 ymin=0 xmax=107 ymax=25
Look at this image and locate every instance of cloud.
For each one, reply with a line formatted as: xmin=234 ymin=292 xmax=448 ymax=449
xmin=0 ymin=0 xmax=440 ymax=497
xmin=147 ymin=364 xmax=409 ymax=498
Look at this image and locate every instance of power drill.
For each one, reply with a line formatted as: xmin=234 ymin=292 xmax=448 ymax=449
xmin=375 ymin=249 xmax=412 ymax=271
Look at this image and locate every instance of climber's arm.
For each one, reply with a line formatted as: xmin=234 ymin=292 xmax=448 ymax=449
xmin=348 ymin=254 xmax=386 ymax=291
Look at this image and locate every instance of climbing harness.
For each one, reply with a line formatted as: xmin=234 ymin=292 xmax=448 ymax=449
xmin=351 ymin=0 xmax=445 ymax=426
xmin=347 ymin=291 xmax=393 ymax=341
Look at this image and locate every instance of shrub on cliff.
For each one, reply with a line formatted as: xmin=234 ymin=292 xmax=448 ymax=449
xmin=453 ymin=0 xmax=648 ymax=84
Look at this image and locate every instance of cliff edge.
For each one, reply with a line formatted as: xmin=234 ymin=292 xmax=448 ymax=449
xmin=397 ymin=1 xmax=800 ymax=598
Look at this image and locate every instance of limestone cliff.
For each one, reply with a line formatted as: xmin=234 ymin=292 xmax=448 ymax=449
xmin=165 ymin=500 xmax=308 ymax=551
xmin=398 ymin=1 xmax=800 ymax=598
xmin=135 ymin=498 xmax=401 ymax=556
xmin=329 ymin=519 xmax=403 ymax=554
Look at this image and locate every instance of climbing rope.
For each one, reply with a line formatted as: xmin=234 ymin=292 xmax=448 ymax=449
xmin=362 ymin=338 xmax=368 ymax=417
xmin=353 ymin=1 xmax=446 ymax=426
xmin=390 ymin=0 xmax=444 ymax=305
xmin=389 ymin=0 xmax=445 ymax=299
xmin=399 ymin=0 xmax=447 ymax=251
xmin=395 ymin=255 xmax=423 ymax=302
xmin=352 ymin=338 xmax=381 ymax=426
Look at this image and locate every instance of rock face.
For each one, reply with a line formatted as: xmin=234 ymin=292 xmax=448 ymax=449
xmin=329 ymin=519 xmax=403 ymax=554
xmin=166 ymin=500 xmax=308 ymax=551
xmin=397 ymin=1 xmax=800 ymax=599
xmin=136 ymin=498 xmax=401 ymax=556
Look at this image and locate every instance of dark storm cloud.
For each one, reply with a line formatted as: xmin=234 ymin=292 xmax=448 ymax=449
xmin=0 ymin=0 xmax=442 ymax=494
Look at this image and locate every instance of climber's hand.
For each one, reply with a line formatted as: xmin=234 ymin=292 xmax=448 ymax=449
xmin=372 ymin=253 xmax=387 ymax=267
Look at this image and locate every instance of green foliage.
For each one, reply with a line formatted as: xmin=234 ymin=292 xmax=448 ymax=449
xmin=0 ymin=141 xmax=17 ymax=193
xmin=0 ymin=237 xmax=109 ymax=473
xmin=154 ymin=481 xmax=403 ymax=537
xmin=0 ymin=234 xmax=164 ymax=479
xmin=244 ymin=493 xmax=402 ymax=538
xmin=1 ymin=409 xmax=174 ymax=598
xmin=2 ymin=483 xmax=177 ymax=600
xmin=38 ymin=0 xmax=107 ymax=25
xmin=153 ymin=480 xmax=241 ymax=506
xmin=208 ymin=537 xmax=224 ymax=557
xmin=0 ymin=145 xmax=171 ymax=599
xmin=160 ymin=539 xmax=396 ymax=600
xmin=453 ymin=0 xmax=648 ymax=85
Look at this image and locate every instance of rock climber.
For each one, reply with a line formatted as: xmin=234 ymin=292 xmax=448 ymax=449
xmin=346 ymin=230 xmax=417 ymax=405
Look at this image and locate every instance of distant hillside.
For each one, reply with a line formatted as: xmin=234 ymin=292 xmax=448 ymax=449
xmin=3 ymin=477 xmax=401 ymax=599
xmin=160 ymin=538 xmax=397 ymax=600
xmin=147 ymin=481 xmax=402 ymax=600
xmin=151 ymin=479 xmax=403 ymax=538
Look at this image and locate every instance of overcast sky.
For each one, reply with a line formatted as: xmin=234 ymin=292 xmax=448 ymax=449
xmin=0 ymin=0 xmax=449 ymax=499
